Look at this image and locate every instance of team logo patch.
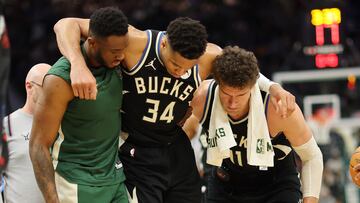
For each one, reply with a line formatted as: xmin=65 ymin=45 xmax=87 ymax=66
xmin=180 ymin=69 xmax=192 ymax=79
xmin=115 ymin=160 xmax=123 ymax=169
xmin=145 ymin=58 xmax=157 ymax=70
xmin=22 ymin=132 xmax=30 ymax=141
xmin=256 ymin=139 xmax=264 ymax=154
xmin=130 ymin=148 xmax=135 ymax=157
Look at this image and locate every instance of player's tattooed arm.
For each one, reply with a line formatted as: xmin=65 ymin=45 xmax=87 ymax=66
xmin=30 ymin=145 xmax=60 ymax=203
xmin=29 ymin=75 xmax=74 ymax=203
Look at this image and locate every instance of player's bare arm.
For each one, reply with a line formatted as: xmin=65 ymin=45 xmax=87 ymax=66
xmin=29 ymin=75 xmax=74 ymax=203
xmin=199 ymin=43 xmax=296 ymax=118
xmin=183 ymin=80 xmax=211 ymax=138
xmin=267 ymin=97 xmax=323 ymax=203
xmin=54 ymin=18 xmax=147 ymax=100
xmin=198 ymin=43 xmax=222 ymax=80
xmin=54 ymin=18 xmax=95 ymax=100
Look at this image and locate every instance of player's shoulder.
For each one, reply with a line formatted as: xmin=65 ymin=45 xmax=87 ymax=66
xmin=192 ymin=80 xmax=213 ymax=106
xmin=200 ymin=43 xmax=222 ymax=62
xmin=198 ymin=43 xmax=222 ymax=80
xmin=191 ymin=79 xmax=214 ymax=120
xmin=123 ymin=25 xmax=150 ymax=69
xmin=206 ymin=43 xmax=222 ymax=55
xmin=267 ymin=96 xmax=303 ymax=131
xmin=127 ymin=25 xmax=149 ymax=52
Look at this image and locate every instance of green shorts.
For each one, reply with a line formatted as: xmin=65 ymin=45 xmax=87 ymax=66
xmin=55 ymin=172 xmax=129 ymax=203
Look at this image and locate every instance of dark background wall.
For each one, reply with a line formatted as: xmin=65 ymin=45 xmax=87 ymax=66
xmin=3 ymin=0 xmax=360 ymax=111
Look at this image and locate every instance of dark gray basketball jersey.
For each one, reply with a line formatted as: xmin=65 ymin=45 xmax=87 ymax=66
xmin=121 ymin=30 xmax=201 ymax=145
xmin=201 ymin=80 xmax=300 ymax=191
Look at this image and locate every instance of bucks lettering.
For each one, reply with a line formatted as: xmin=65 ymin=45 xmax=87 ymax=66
xmin=133 ymin=76 xmax=194 ymax=123
xmin=135 ymin=76 xmax=194 ymax=101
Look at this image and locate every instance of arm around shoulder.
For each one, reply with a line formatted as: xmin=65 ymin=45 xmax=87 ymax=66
xmin=54 ymin=18 xmax=96 ymax=100
xmin=53 ymin=18 xmax=90 ymax=62
xmin=198 ymin=43 xmax=222 ymax=80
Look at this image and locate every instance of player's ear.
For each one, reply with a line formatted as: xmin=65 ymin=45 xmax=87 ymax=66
xmin=161 ymin=36 xmax=167 ymax=49
xmin=88 ymin=37 xmax=96 ymax=48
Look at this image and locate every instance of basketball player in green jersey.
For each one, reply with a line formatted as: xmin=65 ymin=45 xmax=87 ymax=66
xmin=29 ymin=7 xmax=129 ymax=203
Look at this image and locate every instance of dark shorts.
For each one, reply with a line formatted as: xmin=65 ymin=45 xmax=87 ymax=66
xmin=205 ymin=166 xmax=302 ymax=203
xmin=119 ymin=131 xmax=201 ymax=203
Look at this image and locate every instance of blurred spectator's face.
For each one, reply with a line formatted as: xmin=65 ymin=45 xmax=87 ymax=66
xmin=160 ymin=38 xmax=198 ymax=78
xmin=94 ymin=34 xmax=129 ymax=68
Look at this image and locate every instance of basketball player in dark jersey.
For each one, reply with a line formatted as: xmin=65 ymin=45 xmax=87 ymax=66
xmin=53 ymin=16 xmax=297 ymax=203
xmin=184 ymin=46 xmax=323 ymax=203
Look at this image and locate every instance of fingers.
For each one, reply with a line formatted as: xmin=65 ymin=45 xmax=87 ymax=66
xmin=82 ymin=83 xmax=97 ymax=100
xmin=89 ymin=88 xmax=98 ymax=100
xmin=287 ymin=94 xmax=296 ymax=113
xmin=270 ymin=97 xmax=279 ymax=113
xmin=69 ymin=63 xmax=97 ymax=100
xmin=279 ymin=96 xmax=288 ymax=118
xmin=89 ymin=82 xmax=97 ymax=100
xmin=71 ymin=82 xmax=97 ymax=100
xmin=271 ymin=96 xmax=288 ymax=118
xmin=271 ymin=93 xmax=297 ymax=118
xmin=72 ymin=85 xmax=79 ymax=98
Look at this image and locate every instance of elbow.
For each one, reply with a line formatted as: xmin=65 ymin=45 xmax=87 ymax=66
xmin=53 ymin=18 xmax=76 ymax=35
xmin=53 ymin=18 xmax=66 ymax=34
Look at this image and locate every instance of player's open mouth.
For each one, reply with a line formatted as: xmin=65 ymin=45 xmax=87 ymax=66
xmin=112 ymin=61 xmax=121 ymax=66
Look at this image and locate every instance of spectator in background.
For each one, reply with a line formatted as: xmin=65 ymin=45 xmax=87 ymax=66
xmin=2 ymin=63 xmax=50 ymax=203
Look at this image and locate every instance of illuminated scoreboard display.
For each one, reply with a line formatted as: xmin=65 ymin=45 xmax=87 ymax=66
xmin=303 ymin=8 xmax=343 ymax=68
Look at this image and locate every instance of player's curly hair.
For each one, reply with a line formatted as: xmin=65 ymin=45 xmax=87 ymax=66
xmin=212 ymin=46 xmax=259 ymax=88
xmin=166 ymin=17 xmax=207 ymax=59
xmin=89 ymin=7 xmax=128 ymax=38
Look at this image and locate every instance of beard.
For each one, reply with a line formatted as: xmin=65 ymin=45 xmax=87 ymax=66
xmin=94 ymin=50 xmax=108 ymax=68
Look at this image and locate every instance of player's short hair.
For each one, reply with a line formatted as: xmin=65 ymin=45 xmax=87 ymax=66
xmin=166 ymin=17 xmax=207 ymax=59
xmin=89 ymin=7 xmax=128 ymax=38
xmin=213 ymin=46 xmax=259 ymax=88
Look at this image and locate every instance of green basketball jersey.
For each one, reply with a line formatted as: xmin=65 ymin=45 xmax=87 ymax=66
xmin=48 ymin=47 xmax=125 ymax=186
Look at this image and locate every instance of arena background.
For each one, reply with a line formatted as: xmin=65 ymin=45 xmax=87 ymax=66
xmin=2 ymin=0 xmax=360 ymax=202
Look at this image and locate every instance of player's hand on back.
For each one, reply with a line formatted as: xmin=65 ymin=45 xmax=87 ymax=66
xmin=269 ymin=84 xmax=296 ymax=118
xmin=70 ymin=59 xmax=97 ymax=100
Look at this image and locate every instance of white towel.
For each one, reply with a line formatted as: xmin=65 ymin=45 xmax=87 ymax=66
xmin=247 ymin=82 xmax=274 ymax=167
xmin=206 ymin=86 xmax=237 ymax=166
xmin=206 ymin=83 xmax=274 ymax=168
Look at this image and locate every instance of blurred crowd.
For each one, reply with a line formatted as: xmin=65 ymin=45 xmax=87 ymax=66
xmin=2 ymin=0 xmax=360 ymax=108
